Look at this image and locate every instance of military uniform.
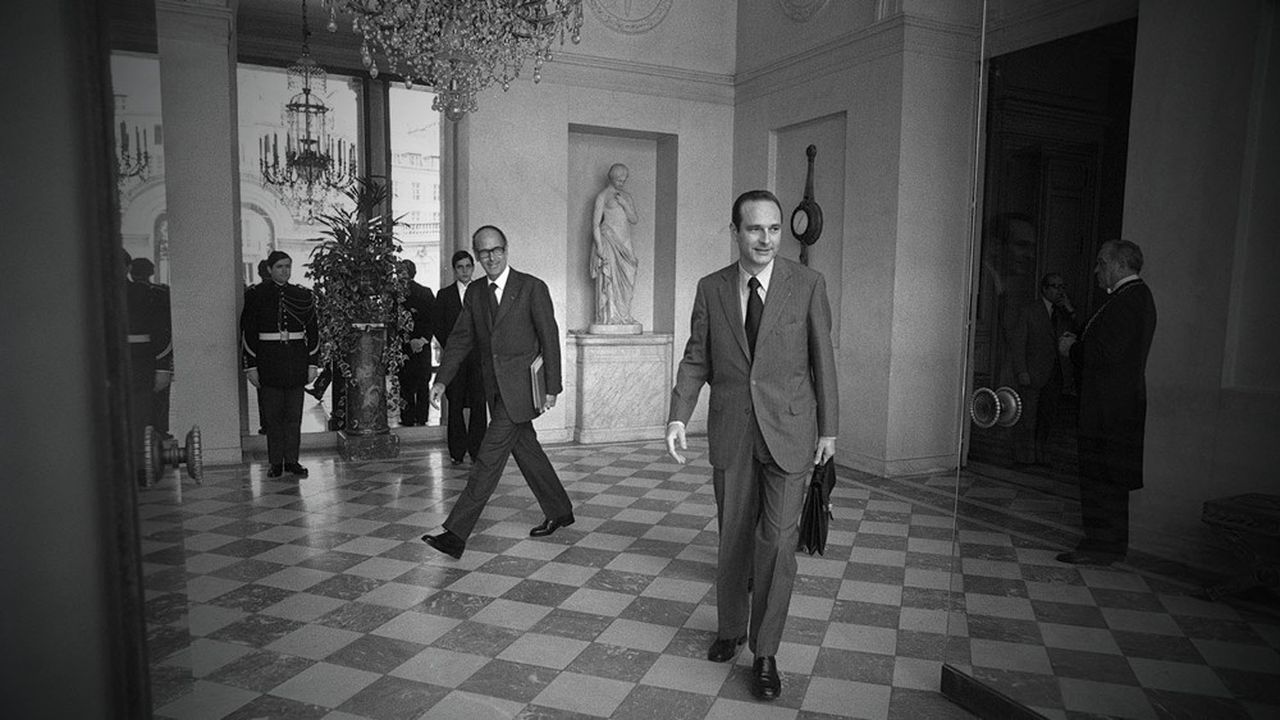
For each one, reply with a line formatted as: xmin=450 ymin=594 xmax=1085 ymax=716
xmin=148 ymin=281 xmax=173 ymax=436
xmin=240 ymin=280 xmax=318 ymax=470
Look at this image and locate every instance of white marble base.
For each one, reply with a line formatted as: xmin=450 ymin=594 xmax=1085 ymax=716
xmin=587 ymin=322 xmax=643 ymax=335
xmin=568 ymin=332 xmax=673 ymax=444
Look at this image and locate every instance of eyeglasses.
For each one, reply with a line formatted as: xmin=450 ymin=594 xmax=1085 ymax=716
xmin=475 ymin=246 xmax=506 ymax=260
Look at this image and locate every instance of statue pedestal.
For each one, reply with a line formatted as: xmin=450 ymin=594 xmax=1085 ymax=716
xmin=587 ymin=322 xmax=642 ymax=335
xmin=568 ymin=332 xmax=672 ymax=444
xmin=337 ymin=430 xmax=400 ymax=460
xmin=337 ymin=324 xmax=400 ymax=461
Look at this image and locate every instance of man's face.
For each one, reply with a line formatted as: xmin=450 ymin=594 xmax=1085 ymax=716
xmin=473 ymin=229 xmax=508 ymax=280
xmin=1040 ymin=276 xmax=1065 ymax=304
xmin=269 ymin=258 xmax=292 ymax=284
xmin=733 ymin=199 xmax=782 ymax=275
xmin=1094 ymin=249 xmax=1120 ymax=290
xmin=453 ymin=257 xmax=474 ymax=284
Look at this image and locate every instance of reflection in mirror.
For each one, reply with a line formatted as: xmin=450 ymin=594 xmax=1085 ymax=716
xmin=945 ymin=2 xmax=1280 ymax=718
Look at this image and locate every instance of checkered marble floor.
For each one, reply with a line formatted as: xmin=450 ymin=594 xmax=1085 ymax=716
xmin=139 ymin=439 xmax=973 ymax=720
xmin=137 ymin=439 xmax=1279 ymax=719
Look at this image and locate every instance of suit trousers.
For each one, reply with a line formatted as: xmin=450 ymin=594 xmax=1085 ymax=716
xmin=712 ymin=409 xmax=807 ymax=657
xmin=398 ymin=352 xmax=433 ymax=425
xmin=258 ymin=384 xmax=304 ymax=465
xmin=1014 ymin=368 xmax=1062 ymax=464
xmin=443 ymin=393 xmax=572 ymax=540
xmin=445 ymin=362 xmax=486 ymax=461
xmin=1076 ymin=435 xmax=1132 ymax=557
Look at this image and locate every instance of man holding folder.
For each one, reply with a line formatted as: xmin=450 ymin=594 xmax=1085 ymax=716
xmin=423 ymin=225 xmax=574 ymax=559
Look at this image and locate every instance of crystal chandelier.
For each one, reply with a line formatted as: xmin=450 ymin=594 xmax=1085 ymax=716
xmin=114 ymin=95 xmax=151 ymax=187
xmin=321 ymin=0 xmax=584 ymax=121
xmin=260 ymin=0 xmax=358 ymax=221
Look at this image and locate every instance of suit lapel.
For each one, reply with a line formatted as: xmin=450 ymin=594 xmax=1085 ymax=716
xmin=493 ymin=270 xmax=521 ymax=328
xmin=757 ymin=260 xmax=793 ymax=348
xmin=714 ymin=265 xmax=751 ymax=360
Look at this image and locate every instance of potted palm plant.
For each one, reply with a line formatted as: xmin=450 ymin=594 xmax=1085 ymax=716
xmin=306 ymin=176 xmax=410 ymax=459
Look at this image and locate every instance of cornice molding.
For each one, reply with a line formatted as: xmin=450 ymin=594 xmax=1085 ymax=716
xmin=984 ymin=0 xmax=1138 ymax=58
xmin=735 ymin=14 xmax=980 ymax=105
xmin=155 ymin=0 xmax=235 ymax=43
xmin=540 ymin=51 xmax=734 ymax=105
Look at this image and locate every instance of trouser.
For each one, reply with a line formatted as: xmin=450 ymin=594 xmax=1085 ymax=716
xmin=712 ymin=409 xmax=807 ymax=657
xmin=258 ymin=384 xmax=304 ymax=465
xmin=1076 ymin=435 xmax=1136 ymax=557
xmin=445 ymin=362 xmax=486 ymax=461
xmin=399 ymin=353 xmax=433 ymax=425
xmin=1014 ymin=371 xmax=1061 ymax=464
xmin=443 ymin=393 xmax=572 ymax=540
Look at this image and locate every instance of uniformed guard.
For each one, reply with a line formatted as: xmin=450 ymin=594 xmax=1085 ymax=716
xmin=125 ymin=251 xmax=173 ymax=484
xmin=240 ymin=250 xmax=318 ymax=478
xmin=130 ymin=257 xmax=173 ymax=437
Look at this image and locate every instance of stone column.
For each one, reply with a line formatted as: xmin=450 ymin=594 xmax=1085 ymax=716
xmin=156 ymin=0 xmax=243 ymax=464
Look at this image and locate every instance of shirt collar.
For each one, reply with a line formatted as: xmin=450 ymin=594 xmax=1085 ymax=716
xmin=738 ymin=259 xmax=775 ymax=294
xmin=487 ymin=266 xmax=511 ymax=289
xmin=1109 ymin=274 xmax=1139 ymax=294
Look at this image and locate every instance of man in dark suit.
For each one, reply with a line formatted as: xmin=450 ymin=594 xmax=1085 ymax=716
xmin=433 ymin=250 xmax=486 ymax=464
xmin=1009 ymin=272 xmax=1077 ymax=466
xmin=421 ymin=226 xmax=574 ymax=559
xmin=666 ymin=190 xmax=838 ymax=701
xmin=398 ymin=259 xmax=435 ymax=426
xmin=240 ymin=250 xmax=319 ymax=478
xmin=1058 ymin=239 xmax=1157 ymax=565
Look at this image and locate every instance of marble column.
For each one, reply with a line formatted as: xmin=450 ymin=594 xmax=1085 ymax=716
xmin=156 ymin=0 xmax=243 ymax=464
xmin=568 ymin=332 xmax=673 ymax=443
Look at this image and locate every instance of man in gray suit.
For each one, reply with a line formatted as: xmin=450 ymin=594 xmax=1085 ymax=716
xmin=1009 ymin=272 xmax=1077 ymax=466
xmin=666 ymin=189 xmax=838 ymax=701
xmin=422 ymin=226 xmax=574 ymax=560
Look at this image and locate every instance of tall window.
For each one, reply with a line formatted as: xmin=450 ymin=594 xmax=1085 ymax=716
xmin=390 ymin=87 xmax=442 ymax=287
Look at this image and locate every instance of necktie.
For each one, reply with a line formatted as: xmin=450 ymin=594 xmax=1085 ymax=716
xmin=745 ymin=276 xmax=763 ymax=355
xmin=488 ymin=282 xmax=500 ymax=321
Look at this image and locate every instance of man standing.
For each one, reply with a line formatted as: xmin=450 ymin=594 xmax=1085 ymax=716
xmin=1009 ymin=272 xmax=1076 ymax=467
xmin=434 ymin=250 xmax=486 ymax=464
xmin=240 ymin=250 xmax=318 ymax=478
xmin=124 ymin=251 xmax=173 ymax=484
xmin=666 ymin=190 xmax=838 ymax=701
xmin=1058 ymin=239 xmax=1156 ymax=565
xmin=130 ymin=257 xmax=174 ymax=438
xmin=421 ymin=226 xmax=574 ymax=559
xmin=399 ymin=259 xmax=435 ymax=427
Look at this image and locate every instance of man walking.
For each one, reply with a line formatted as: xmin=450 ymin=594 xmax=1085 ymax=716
xmin=421 ymin=226 xmax=574 ymax=559
xmin=666 ymin=190 xmax=838 ymax=701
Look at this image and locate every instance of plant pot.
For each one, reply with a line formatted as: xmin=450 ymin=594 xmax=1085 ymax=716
xmin=337 ymin=323 xmax=399 ymax=460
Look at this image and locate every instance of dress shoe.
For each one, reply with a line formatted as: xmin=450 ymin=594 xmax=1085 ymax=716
xmin=706 ymin=635 xmax=746 ymax=663
xmin=752 ymin=656 xmax=781 ymax=700
xmin=422 ymin=530 xmax=465 ymax=559
xmin=284 ymin=462 xmax=308 ymax=477
xmin=1055 ymin=550 xmax=1116 ymax=566
xmin=530 ymin=513 xmax=575 ymax=537
xmin=266 ymin=464 xmax=284 ymax=478
xmin=450 ymin=456 xmax=465 ymax=465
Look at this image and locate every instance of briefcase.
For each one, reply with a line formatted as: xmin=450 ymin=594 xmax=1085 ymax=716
xmin=797 ymin=458 xmax=836 ymax=556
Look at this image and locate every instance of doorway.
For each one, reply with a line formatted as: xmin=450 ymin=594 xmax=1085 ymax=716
xmin=967 ymin=19 xmax=1137 ymax=496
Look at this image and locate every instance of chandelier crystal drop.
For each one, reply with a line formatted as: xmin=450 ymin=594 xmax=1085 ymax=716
xmin=260 ymin=0 xmax=358 ymax=222
xmin=321 ymin=0 xmax=584 ymax=121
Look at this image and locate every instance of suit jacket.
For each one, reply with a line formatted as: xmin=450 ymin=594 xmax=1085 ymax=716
xmin=402 ymin=281 xmax=435 ymax=363
xmin=669 ymin=257 xmax=839 ymax=474
xmin=434 ymin=269 xmax=561 ymax=424
xmin=1072 ymin=278 xmax=1157 ymax=444
xmin=433 ymin=281 xmax=467 ymax=349
xmin=1010 ymin=298 xmax=1060 ymax=388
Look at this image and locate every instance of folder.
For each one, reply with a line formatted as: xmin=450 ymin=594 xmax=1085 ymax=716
xmin=530 ymin=354 xmax=545 ymax=412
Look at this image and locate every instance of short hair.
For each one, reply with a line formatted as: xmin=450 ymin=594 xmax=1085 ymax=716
xmin=122 ymin=249 xmax=132 ymax=268
xmin=451 ymin=250 xmax=474 ymax=266
xmin=472 ymin=225 xmax=507 ymax=247
xmin=265 ymin=250 xmax=291 ymax=269
xmin=1101 ymin=239 xmax=1144 ymax=274
xmin=130 ymin=257 xmax=155 ymax=280
xmin=608 ymin=163 xmax=628 ymax=179
xmin=1039 ymin=272 xmax=1062 ymax=289
xmin=257 ymin=259 xmax=271 ymax=282
xmin=402 ymin=259 xmax=416 ymax=278
xmin=731 ymin=189 xmax=782 ymax=228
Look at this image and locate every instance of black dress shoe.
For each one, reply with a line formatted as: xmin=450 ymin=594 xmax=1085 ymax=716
xmin=706 ymin=635 xmax=746 ymax=662
xmin=422 ymin=530 xmax=465 ymax=559
xmin=450 ymin=456 xmax=464 ymax=465
xmin=530 ymin=513 xmax=575 ymax=537
xmin=284 ymin=462 xmax=309 ymax=477
xmin=752 ymin=656 xmax=781 ymax=700
xmin=266 ymin=464 xmax=284 ymax=478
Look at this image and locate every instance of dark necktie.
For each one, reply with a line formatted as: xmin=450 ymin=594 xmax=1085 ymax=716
xmin=488 ymin=282 xmax=500 ymax=321
xmin=745 ymin=276 xmax=763 ymax=355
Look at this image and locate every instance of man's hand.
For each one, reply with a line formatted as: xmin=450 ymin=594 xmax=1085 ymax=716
xmin=409 ymin=338 xmax=427 ymax=354
xmin=666 ymin=422 xmax=687 ymax=464
xmin=1058 ymin=333 xmax=1077 ymax=357
xmin=154 ymin=371 xmax=172 ymax=393
xmin=813 ymin=436 xmax=836 ymax=466
xmin=246 ymin=368 xmax=260 ymax=388
xmin=541 ymin=394 xmax=558 ymax=414
xmin=429 ymin=382 xmax=446 ymax=409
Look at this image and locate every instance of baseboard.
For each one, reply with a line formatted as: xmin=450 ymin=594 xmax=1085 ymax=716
xmin=940 ymin=664 xmax=1050 ymax=720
